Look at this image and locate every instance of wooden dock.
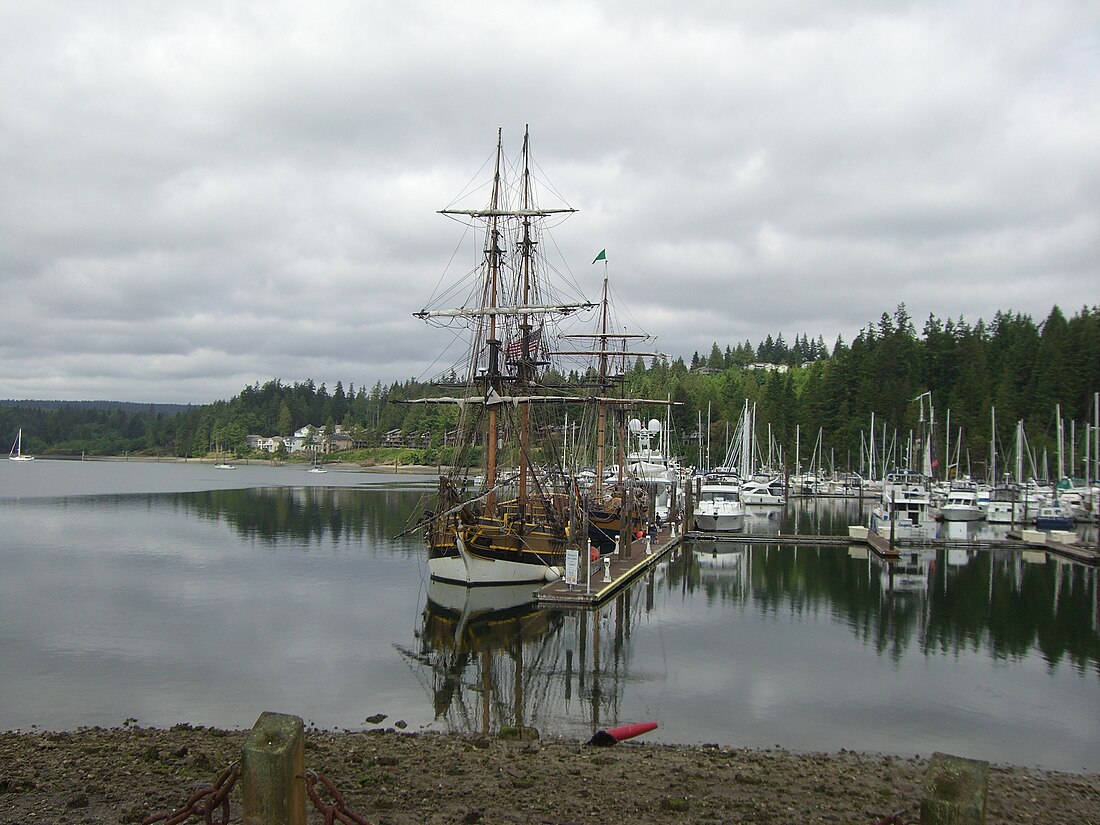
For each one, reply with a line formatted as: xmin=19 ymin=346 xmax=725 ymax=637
xmin=863 ymin=529 xmax=901 ymax=558
xmin=536 ymin=525 xmax=684 ymax=607
xmin=1006 ymin=530 xmax=1099 ymax=566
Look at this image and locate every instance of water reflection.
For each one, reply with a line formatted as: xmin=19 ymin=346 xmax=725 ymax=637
xmin=404 ymin=539 xmax=1098 ymax=759
xmin=4 ymin=466 xmax=1098 ymax=770
xmin=402 ymin=577 xmax=663 ymax=739
xmin=178 ymin=486 xmax=422 ymax=550
xmin=165 ymin=489 xmax=1099 ymax=681
xmin=404 ymin=582 xmax=561 ymax=733
xmin=670 ymin=540 xmax=1100 ymax=673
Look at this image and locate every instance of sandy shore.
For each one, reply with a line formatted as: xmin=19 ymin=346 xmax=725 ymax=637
xmin=1 ymin=726 xmax=1097 ymax=824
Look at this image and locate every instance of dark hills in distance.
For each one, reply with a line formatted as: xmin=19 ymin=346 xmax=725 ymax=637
xmin=0 ymin=399 xmax=193 ymax=415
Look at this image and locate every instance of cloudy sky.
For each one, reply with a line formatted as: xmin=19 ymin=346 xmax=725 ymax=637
xmin=2 ymin=1 xmax=1097 ymax=404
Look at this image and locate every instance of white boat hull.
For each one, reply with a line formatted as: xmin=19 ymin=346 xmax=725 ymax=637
xmin=740 ymin=492 xmax=785 ymax=506
xmin=985 ymin=502 xmax=1036 ymax=524
xmin=693 ymin=512 xmax=745 ymax=532
xmin=429 ymin=534 xmax=562 ymax=586
xmin=938 ymin=506 xmax=983 ymax=522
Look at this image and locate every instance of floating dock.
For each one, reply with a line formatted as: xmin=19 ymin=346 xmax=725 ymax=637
xmin=536 ymin=525 xmax=684 ymax=607
xmin=536 ymin=522 xmax=1098 ymax=608
xmin=690 ymin=532 xmax=855 ymax=547
xmin=1006 ymin=529 xmax=1099 ymax=566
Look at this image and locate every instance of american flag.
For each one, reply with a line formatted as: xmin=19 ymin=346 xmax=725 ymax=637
xmin=505 ymin=325 xmax=542 ymax=362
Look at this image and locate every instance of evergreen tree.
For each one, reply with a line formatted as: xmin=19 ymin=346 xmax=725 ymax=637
xmin=276 ymin=402 xmax=293 ymax=436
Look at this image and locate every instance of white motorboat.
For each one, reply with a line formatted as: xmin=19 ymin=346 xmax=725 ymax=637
xmin=871 ymin=470 xmax=934 ymax=536
xmin=938 ymin=480 xmax=984 ymax=522
xmin=739 ymin=477 xmax=786 ymax=506
xmin=984 ymin=484 xmax=1038 ymax=524
xmin=693 ymin=473 xmax=745 ymax=532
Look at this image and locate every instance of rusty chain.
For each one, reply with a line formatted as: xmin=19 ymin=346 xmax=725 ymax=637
xmin=142 ymin=762 xmax=238 ymax=825
xmin=305 ymin=770 xmax=373 ymax=825
xmin=141 ymin=762 xmax=371 ymax=825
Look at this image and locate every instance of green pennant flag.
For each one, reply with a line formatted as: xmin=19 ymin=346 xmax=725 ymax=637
xmin=592 ymin=249 xmax=607 ymax=264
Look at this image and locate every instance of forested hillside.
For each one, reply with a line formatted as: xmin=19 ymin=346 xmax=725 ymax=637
xmin=3 ymin=304 xmax=1098 ymax=476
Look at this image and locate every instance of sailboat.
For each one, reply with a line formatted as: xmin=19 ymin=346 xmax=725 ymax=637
xmin=407 ymin=128 xmax=599 ymax=585
xmin=8 ymin=428 xmax=35 ymax=461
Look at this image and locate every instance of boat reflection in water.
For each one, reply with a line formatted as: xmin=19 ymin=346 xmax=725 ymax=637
xmin=404 ymin=576 xmax=653 ymax=739
xmin=689 ymin=541 xmax=750 ymax=603
xmin=877 ymin=548 xmax=936 ymax=594
xmin=410 ymin=581 xmax=553 ymax=734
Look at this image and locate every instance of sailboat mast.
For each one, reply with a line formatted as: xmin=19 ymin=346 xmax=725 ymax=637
xmin=517 ymin=128 xmax=535 ymax=513
xmin=1056 ymin=403 xmax=1064 ymax=483
xmin=485 ymin=129 xmax=504 ymax=511
xmin=945 ymin=408 xmax=951 ymax=480
xmin=990 ymin=406 xmax=997 ymax=483
xmin=1015 ymin=420 xmax=1024 ymax=484
xmin=869 ymin=412 xmax=876 ymax=481
xmin=595 ymin=275 xmax=610 ymax=496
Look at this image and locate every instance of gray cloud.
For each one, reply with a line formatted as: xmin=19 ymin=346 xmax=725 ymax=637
xmin=2 ymin=2 xmax=1097 ymax=402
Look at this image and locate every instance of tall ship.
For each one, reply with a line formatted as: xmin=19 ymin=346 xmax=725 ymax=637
xmin=407 ymin=129 xmax=597 ymax=585
xmin=557 ymin=273 xmax=670 ymax=551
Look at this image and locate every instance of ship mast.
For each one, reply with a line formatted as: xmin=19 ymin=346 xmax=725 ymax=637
xmin=485 ymin=129 xmax=504 ymax=513
xmin=517 ymin=127 xmax=535 ymax=523
xmin=596 ymin=276 xmax=610 ymax=495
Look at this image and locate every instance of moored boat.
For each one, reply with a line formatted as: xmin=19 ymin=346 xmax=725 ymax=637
xmin=740 ymin=477 xmax=786 ymax=506
xmin=692 ymin=472 xmax=745 ymax=532
xmin=938 ymin=480 xmax=984 ymax=522
xmin=871 ymin=470 xmax=934 ymax=536
xmin=1034 ymin=501 xmax=1075 ymax=531
xmin=407 ymin=129 xmax=596 ymax=585
xmin=983 ymin=483 xmax=1038 ymax=525
xmin=8 ymin=428 xmax=34 ymax=461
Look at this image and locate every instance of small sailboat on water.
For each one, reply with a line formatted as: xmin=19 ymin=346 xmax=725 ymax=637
xmin=8 ymin=428 xmax=34 ymax=461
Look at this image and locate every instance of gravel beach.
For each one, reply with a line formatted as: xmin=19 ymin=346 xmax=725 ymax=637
xmin=1 ymin=725 xmax=1098 ymax=824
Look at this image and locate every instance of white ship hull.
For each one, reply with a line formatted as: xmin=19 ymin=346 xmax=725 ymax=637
xmin=428 ymin=534 xmax=562 ymax=586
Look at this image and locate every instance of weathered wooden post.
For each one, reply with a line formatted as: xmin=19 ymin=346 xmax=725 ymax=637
xmin=683 ymin=477 xmax=695 ymax=534
xmin=241 ymin=711 xmax=306 ymax=825
xmin=920 ymin=752 xmax=989 ymax=825
xmin=668 ymin=476 xmax=678 ymax=534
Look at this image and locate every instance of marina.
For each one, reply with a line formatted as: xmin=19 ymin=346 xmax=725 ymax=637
xmin=535 ymin=472 xmax=1099 ymax=608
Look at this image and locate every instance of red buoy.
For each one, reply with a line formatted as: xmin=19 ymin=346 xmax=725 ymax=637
xmin=586 ymin=721 xmax=658 ymax=746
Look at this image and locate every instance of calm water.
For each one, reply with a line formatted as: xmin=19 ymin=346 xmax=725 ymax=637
xmin=1 ymin=459 xmax=1097 ymax=772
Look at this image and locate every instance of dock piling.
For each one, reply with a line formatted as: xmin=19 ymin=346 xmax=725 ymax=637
xmin=920 ymin=752 xmax=988 ymax=825
xmin=241 ymin=711 xmax=306 ymax=825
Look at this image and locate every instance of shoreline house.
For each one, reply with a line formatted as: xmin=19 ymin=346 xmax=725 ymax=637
xmin=246 ymin=425 xmax=357 ymax=455
xmin=382 ymin=429 xmax=433 ymax=449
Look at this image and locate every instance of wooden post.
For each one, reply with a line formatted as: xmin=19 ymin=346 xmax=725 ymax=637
xmin=920 ymin=752 xmax=989 ymax=825
xmin=241 ymin=711 xmax=306 ymax=825
xmin=683 ymin=478 xmax=694 ymax=534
